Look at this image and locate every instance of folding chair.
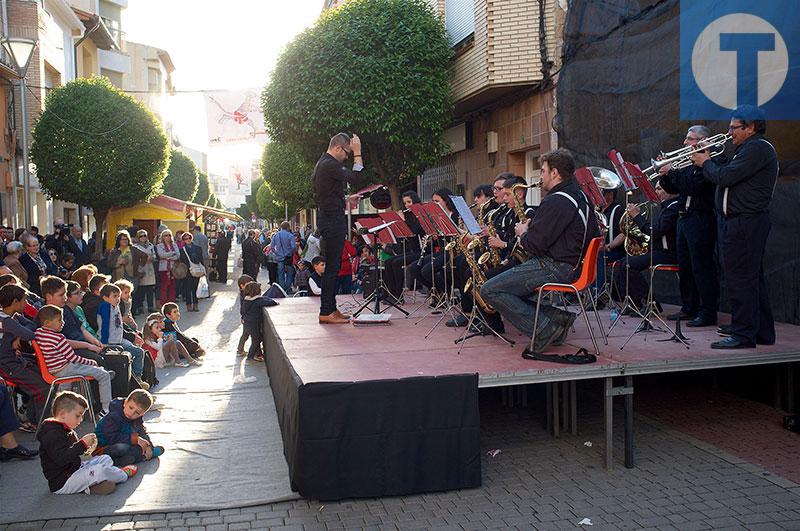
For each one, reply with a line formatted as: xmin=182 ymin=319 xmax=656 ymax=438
xmin=31 ymin=341 xmax=97 ymax=431
xmin=649 ymin=264 xmax=680 ymax=304
xmin=530 ymin=237 xmax=607 ymax=355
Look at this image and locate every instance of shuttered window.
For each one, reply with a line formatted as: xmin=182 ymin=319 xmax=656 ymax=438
xmin=445 ymin=0 xmax=475 ymax=46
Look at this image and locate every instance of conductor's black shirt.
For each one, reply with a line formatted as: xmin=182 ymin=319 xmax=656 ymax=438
xmin=312 ymin=152 xmax=364 ymax=215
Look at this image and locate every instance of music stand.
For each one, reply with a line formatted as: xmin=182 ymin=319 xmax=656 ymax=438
xmin=352 ymin=219 xmax=409 ymax=318
xmin=619 ymin=163 xmax=689 ymax=349
xmin=378 ymin=210 xmax=416 ymax=306
xmin=405 ymin=203 xmax=447 ymax=318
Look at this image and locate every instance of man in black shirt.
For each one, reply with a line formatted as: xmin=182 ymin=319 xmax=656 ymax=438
xmin=659 ymin=125 xmax=719 ymax=326
xmin=691 ymin=105 xmax=778 ymax=349
xmin=312 ymin=133 xmax=364 ymax=324
xmin=481 ymin=149 xmax=600 ymax=355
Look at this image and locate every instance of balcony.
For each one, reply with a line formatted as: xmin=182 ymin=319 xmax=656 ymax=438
xmin=98 ymin=48 xmax=130 ymax=74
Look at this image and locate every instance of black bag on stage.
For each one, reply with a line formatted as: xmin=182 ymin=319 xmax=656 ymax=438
xmin=102 ymin=350 xmax=132 ymax=399
xmin=141 ymin=351 xmax=158 ymax=389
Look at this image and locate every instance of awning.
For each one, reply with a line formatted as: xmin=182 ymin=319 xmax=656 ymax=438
xmin=72 ymin=8 xmax=119 ymax=51
xmin=186 ymin=200 xmax=243 ymax=221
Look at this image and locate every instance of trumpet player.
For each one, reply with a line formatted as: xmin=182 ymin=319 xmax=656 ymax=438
xmin=481 ymin=149 xmax=600 ymax=356
xmin=658 ymin=125 xmax=720 ymax=327
xmin=690 ymin=105 xmax=778 ymax=350
xmin=612 ymin=183 xmax=679 ymax=312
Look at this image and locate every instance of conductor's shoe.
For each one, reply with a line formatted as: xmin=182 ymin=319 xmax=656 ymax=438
xmin=711 ymin=337 xmax=755 ymax=349
xmin=319 ymin=313 xmax=350 ymax=324
xmin=446 ymin=315 xmax=468 ymax=328
xmin=668 ymin=310 xmax=696 ymax=321
xmin=333 ymin=309 xmax=351 ymax=320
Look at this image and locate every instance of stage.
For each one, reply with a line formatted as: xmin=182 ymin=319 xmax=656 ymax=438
xmin=263 ymin=294 xmax=800 ymax=501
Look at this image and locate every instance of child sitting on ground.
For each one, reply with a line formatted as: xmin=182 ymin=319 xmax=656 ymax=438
xmin=94 ymin=389 xmax=163 ymax=466
xmin=294 ymin=260 xmax=311 ymax=295
xmin=97 ymin=283 xmax=149 ymax=390
xmin=162 ymin=302 xmax=205 ymax=362
xmin=240 ymin=281 xmax=278 ymax=362
xmin=34 ymin=305 xmax=114 ymax=416
xmin=142 ymin=313 xmax=190 ymax=368
xmin=236 ymin=274 xmax=254 ymax=356
xmin=37 ymin=391 xmax=136 ymax=495
xmin=308 ymin=256 xmax=325 ymax=296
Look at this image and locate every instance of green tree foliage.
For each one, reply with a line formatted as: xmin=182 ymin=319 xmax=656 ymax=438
xmin=195 ymin=171 xmax=211 ymax=205
xmin=214 ymin=196 xmax=223 ymax=209
xmin=256 ymin=182 xmax=284 ymax=222
xmin=30 ymin=77 xmax=169 ymax=255
xmin=262 ymin=0 xmax=452 ymax=207
xmin=260 ymin=142 xmax=314 ymax=215
xmin=246 ymin=177 xmax=264 ymax=217
xmin=163 ymin=149 xmax=199 ymax=202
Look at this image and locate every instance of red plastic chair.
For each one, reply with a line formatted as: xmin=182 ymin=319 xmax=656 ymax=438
xmin=649 ymin=264 xmax=679 ymax=306
xmin=530 ymin=237 xmax=607 ymax=355
xmin=31 ymin=340 xmax=97 ymax=430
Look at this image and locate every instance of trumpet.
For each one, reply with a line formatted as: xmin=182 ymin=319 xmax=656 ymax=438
xmin=642 ymin=133 xmax=732 ymax=180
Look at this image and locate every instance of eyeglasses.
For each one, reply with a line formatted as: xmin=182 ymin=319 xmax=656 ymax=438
xmin=728 ymin=124 xmax=747 ymax=131
xmin=182 ymin=237 xmax=191 ymax=241
xmin=492 ymin=186 xmax=504 ymax=192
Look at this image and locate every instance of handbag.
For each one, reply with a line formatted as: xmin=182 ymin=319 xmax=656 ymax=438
xmin=183 ymin=246 xmax=206 ymax=277
xmin=196 ymin=275 xmax=210 ymax=298
xmin=171 ymin=260 xmax=188 ymax=280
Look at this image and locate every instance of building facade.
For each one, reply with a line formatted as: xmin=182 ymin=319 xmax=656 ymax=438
xmin=422 ymin=0 xmax=566 ymax=206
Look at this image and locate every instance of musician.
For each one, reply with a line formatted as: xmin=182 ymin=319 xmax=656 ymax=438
xmin=312 ymin=133 xmax=364 ymax=324
xmin=416 ymin=189 xmax=460 ymax=298
xmin=496 ymin=176 xmax=537 ymax=265
xmin=384 ymin=191 xmax=425 ymax=301
xmin=612 ymin=182 xmax=679 ymax=311
xmin=481 ymin=149 xmax=600 ymax=356
xmin=691 ymin=105 xmax=777 ymax=349
xmin=658 ymin=125 xmax=719 ymax=326
xmin=447 ymin=184 xmax=497 ymax=329
xmin=594 ymin=184 xmax=625 ymax=299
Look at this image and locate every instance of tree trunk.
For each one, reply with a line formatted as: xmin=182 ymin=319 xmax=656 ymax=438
xmin=387 ymin=181 xmax=401 ymax=211
xmin=92 ymin=209 xmax=108 ymax=260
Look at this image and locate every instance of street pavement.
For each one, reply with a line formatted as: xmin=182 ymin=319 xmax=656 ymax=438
xmin=3 ymin=256 xmax=800 ymax=530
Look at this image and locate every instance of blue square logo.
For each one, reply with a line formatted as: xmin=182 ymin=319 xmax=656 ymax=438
xmin=681 ymin=0 xmax=800 ymax=120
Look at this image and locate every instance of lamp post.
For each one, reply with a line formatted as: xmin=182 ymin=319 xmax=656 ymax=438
xmin=2 ymin=37 xmax=38 ymax=229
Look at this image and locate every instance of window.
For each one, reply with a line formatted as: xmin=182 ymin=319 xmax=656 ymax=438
xmin=445 ymin=0 xmax=475 ymax=46
xmin=148 ymin=67 xmax=162 ymax=93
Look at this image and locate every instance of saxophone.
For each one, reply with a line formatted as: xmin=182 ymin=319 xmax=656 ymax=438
xmin=457 ymin=229 xmax=496 ymax=315
xmin=476 ymin=207 xmax=502 ymax=268
xmin=507 ymin=183 xmax=540 ymax=264
xmin=619 ymin=204 xmax=650 ymax=256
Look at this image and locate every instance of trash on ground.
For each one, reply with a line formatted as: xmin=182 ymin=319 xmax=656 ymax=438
xmin=487 ymin=449 xmax=502 ymax=457
xmin=578 ymin=518 xmax=593 ymax=526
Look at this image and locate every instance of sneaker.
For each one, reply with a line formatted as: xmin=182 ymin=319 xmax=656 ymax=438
xmin=132 ymin=374 xmax=150 ymax=391
xmin=98 ymin=409 xmax=109 ymax=419
xmin=150 ymin=446 xmax=165 ymax=459
xmin=717 ymin=324 xmax=733 ymax=336
xmin=175 ymin=361 xmax=190 ymax=368
xmin=106 ymin=370 xmax=116 ymax=379
xmin=445 ymin=315 xmax=468 ymax=328
xmin=89 ymin=480 xmax=116 ymax=495
xmin=120 ymin=464 xmax=138 ymax=478
xmin=237 ymin=350 xmax=247 ymax=357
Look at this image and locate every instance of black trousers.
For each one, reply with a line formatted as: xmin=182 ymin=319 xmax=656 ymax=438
xmin=676 ymin=211 xmax=718 ymax=319
xmin=216 ymin=254 xmax=228 ymax=282
xmin=420 ymin=252 xmax=451 ymax=293
xmin=384 ymin=253 xmax=419 ymax=299
xmin=318 ymin=212 xmax=346 ymax=316
xmin=720 ymin=212 xmax=774 ymax=345
xmin=458 ymin=255 xmax=506 ymax=333
xmin=613 ymin=249 xmax=677 ymax=306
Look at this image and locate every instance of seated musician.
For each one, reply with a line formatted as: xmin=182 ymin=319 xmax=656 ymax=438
xmin=416 ymin=189 xmax=459 ymax=299
xmin=480 ymin=149 xmax=600 ymax=356
xmin=612 ymin=182 xmax=679 ymax=313
xmin=497 ymin=175 xmax=537 ymax=267
xmin=383 ymin=191 xmax=424 ymax=301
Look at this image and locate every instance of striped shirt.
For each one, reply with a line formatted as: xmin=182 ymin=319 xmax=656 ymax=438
xmin=34 ymin=327 xmax=97 ymax=374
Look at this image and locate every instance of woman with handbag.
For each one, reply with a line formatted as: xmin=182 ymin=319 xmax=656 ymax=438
xmin=179 ymin=232 xmax=205 ymax=312
xmin=156 ymin=229 xmax=181 ymax=304
xmin=106 ymin=230 xmax=139 ymax=282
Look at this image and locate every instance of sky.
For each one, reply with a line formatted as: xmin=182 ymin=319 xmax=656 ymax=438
xmin=123 ymin=0 xmax=322 ymax=178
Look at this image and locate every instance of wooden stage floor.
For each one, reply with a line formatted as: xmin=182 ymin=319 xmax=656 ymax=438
xmin=265 ymin=295 xmax=800 ymax=388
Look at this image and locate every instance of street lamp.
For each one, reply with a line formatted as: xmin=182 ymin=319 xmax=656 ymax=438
xmin=2 ymin=37 xmax=38 ymax=229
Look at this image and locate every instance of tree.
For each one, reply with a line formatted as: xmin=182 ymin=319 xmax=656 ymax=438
xmin=163 ymin=148 xmax=199 ymax=201
xmin=262 ymin=0 xmax=452 ymax=208
xmin=245 ymin=177 xmax=264 ymax=217
xmin=256 ymin=182 xmax=285 ymax=223
xmin=195 ymin=171 xmax=211 ymax=205
xmin=30 ymin=77 xmax=169 ymax=255
xmin=260 ymin=142 xmax=314 ymax=215
xmin=214 ymin=196 xmax=223 ymax=209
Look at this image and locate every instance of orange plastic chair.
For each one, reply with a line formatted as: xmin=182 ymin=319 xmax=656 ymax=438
xmin=31 ymin=340 xmax=97 ymax=429
xmin=648 ymin=263 xmax=679 ymax=307
xmin=530 ymin=237 xmax=607 ymax=355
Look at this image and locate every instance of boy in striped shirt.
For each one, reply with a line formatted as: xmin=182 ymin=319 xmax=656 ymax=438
xmin=34 ymin=305 xmax=114 ymax=416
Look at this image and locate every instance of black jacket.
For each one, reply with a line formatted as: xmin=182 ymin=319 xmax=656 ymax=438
xmin=632 ymin=198 xmax=679 ymax=252
xmin=66 ymin=237 xmax=91 ymax=268
xmin=214 ymin=234 xmax=231 ymax=259
xmin=241 ymin=295 xmax=278 ymax=327
xmin=241 ymin=237 xmax=262 ymax=265
xmin=312 ymin=152 xmax=364 ymax=214
xmin=37 ymin=419 xmax=87 ymax=492
xmin=82 ymin=292 xmax=103 ymax=332
xmin=19 ymin=251 xmax=58 ymax=296
xmin=660 ymin=165 xmax=716 ymax=214
xmin=521 ymin=179 xmax=600 ymax=267
xmin=702 ymin=133 xmax=778 ymax=217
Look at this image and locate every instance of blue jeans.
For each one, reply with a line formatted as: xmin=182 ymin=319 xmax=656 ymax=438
xmin=103 ymin=442 xmax=145 ymax=466
xmin=118 ymin=338 xmax=145 ymax=377
xmin=480 ymin=256 xmax=575 ymax=337
xmin=276 ymin=260 xmax=295 ymax=293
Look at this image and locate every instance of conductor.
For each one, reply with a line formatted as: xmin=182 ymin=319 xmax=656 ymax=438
xmin=312 ymin=133 xmax=364 ymax=324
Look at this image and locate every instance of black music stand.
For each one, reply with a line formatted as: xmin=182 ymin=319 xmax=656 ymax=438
xmin=352 ymin=219 xmax=409 ymax=318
